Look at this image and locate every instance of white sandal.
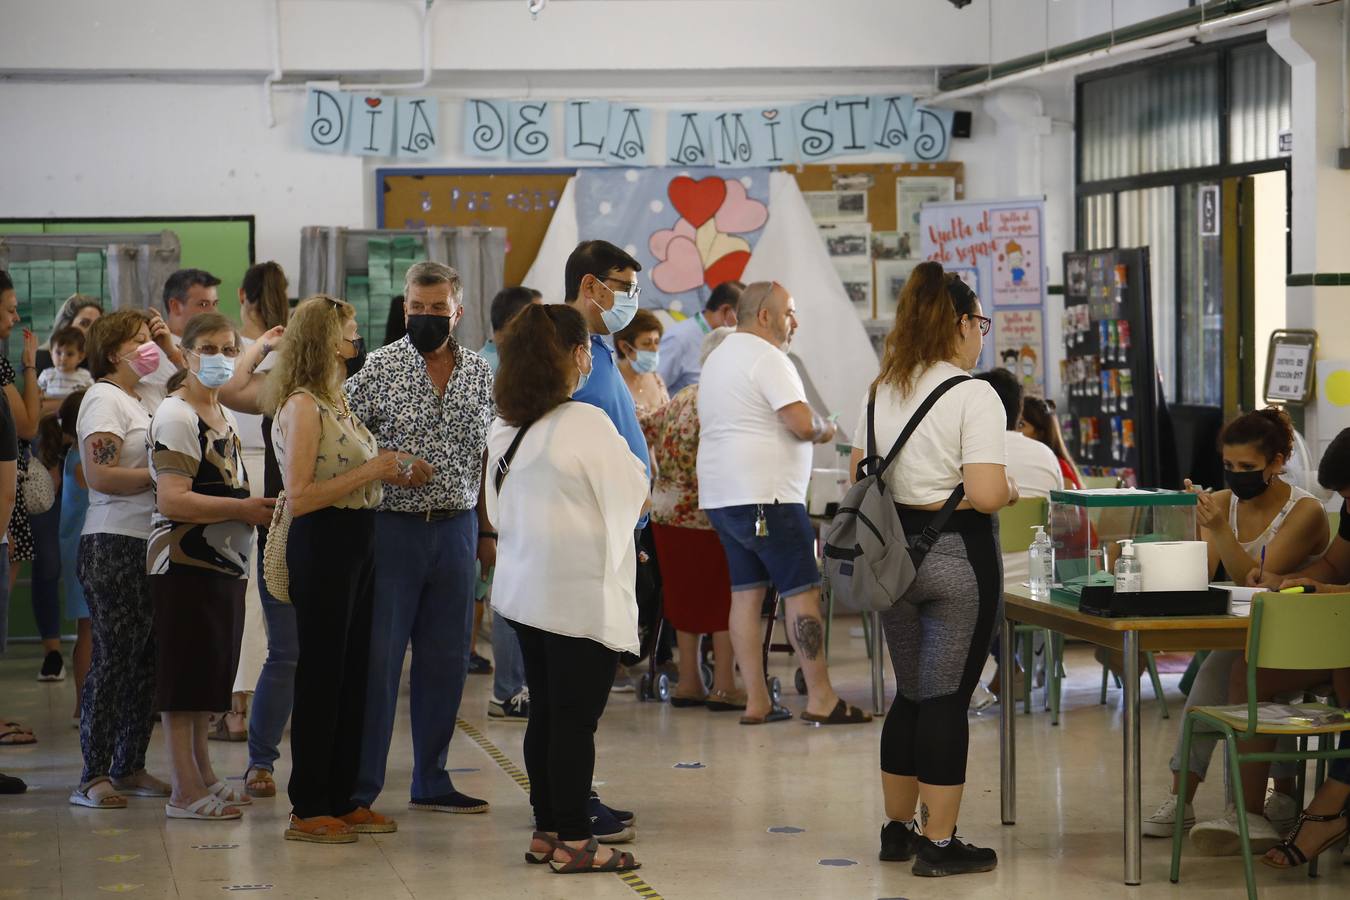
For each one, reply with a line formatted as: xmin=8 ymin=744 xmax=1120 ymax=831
xmin=166 ymin=794 xmax=242 ymax=820
xmin=207 ymin=780 xmax=253 ymax=806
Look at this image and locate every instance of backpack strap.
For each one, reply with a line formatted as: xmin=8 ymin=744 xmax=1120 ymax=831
xmin=854 ymin=386 xmax=882 ymax=483
xmin=909 ymin=483 xmax=967 ymax=559
xmin=493 ymin=420 xmax=535 ymax=495
xmin=877 ymin=375 xmax=973 ymax=479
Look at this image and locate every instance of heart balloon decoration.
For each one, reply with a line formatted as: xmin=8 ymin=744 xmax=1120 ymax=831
xmin=668 ymin=176 xmax=727 ymax=228
xmin=651 ymin=236 xmax=706 ymax=294
xmin=703 ymin=250 xmax=751 ymax=289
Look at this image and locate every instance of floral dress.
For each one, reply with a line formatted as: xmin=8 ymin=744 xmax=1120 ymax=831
xmin=641 ymin=385 xmax=708 ymax=530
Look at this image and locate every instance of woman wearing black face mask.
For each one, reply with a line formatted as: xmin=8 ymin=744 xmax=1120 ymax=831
xmin=1143 ymin=407 xmax=1329 ymax=847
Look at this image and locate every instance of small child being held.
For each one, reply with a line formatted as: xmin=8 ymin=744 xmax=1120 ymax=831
xmin=38 ymin=326 xmax=95 ymax=414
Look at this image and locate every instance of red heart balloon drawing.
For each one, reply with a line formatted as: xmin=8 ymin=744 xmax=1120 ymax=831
xmin=703 ymin=249 xmax=751 ymax=289
xmin=365 ymin=97 xmax=382 ymax=108
xmin=668 ymin=176 xmax=727 ymax=228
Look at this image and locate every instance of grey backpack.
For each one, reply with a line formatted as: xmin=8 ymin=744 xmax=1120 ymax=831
xmin=823 ymin=376 xmax=970 ymax=613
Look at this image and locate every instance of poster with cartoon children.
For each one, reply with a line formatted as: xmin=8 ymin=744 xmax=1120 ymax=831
xmin=990 ymin=207 xmax=1041 ymax=306
xmin=994 ymin=309 xmax=1044 ymax=398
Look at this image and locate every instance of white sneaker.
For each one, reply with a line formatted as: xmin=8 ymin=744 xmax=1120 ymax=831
xmin=968 ymin=683 xmax=996 ymax=713
xmin=1142 ymin=795 xmax=1195 ymax=837
xmin=1264 ymin=791 xmax=1298 ymax=837
xmin=1191 ymin=806 xmax=1281 ymax=856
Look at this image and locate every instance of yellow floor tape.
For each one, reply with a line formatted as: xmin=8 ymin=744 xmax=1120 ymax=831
xmin=455 ymin=718 xmax=665 ymax=900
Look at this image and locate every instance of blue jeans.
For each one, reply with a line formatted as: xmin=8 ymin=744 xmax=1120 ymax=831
xmin=491 ymin=598 xmax=526 ymax=702
xmin=354 ymin=510 xmax=477 ymax=807
xmin=29 ymin=501 xmax=62 ymax=640
xmin=247 ymin=529 xmax=298 ymax=775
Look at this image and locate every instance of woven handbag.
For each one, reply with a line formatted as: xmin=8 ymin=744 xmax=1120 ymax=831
xmin=262 ymin=490 xmax=293 ymax=603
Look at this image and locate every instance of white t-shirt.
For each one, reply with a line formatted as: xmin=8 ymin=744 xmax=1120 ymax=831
xmin=852 ymin=362 xmax=1007 ymax=506
xmin=232 ymin=336 xmax=268 ymax=452
xmin=486 ymin=402 xmax=650 ymax=655
xmin=697 ymin=332 xmax=812 ymax=508
xmin=1005 ymin=431 xmax=1065 ymax=500
xmin=76 ymin=382 xmax=158 ymax=539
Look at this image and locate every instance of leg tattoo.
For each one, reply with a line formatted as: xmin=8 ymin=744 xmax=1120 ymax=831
xmin=921 ymin=803 xmax=930 ymax=830
xmin=793 ymin=616 xmax=824 ymax=661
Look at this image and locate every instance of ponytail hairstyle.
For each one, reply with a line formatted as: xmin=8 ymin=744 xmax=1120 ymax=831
xmin=165 ymin=312 xmax=240 ymax=394
xmin=1022 ymin=396 xmax=1082 ymax=486
xmin=37 ymin=388 xmax=87 ymax=470
xmin=1220 ymin=407 xmax=1295 ymax=466
xmin=240 ymin=261 xmax=290 ymax=330
xmin=875 ymin=261 xmax=979 ymax=395
xmin=494 ymin=303 xmax=589 ymax=426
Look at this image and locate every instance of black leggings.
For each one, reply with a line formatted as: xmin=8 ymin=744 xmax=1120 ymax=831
xmin=880 ymin=508 xmax=1000 ymax=786
xmin=511 ymin=620 xmax=618 ymax=841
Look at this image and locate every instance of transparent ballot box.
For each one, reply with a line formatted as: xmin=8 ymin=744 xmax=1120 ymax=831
xmin=1048 ymin=488 xmax=1197 ymax=606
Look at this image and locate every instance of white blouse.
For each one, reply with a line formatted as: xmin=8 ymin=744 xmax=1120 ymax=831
xmin=486 ymin=401 xmax=650 ymax=654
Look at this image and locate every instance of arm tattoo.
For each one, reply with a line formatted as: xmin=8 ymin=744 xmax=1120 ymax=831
xmin=792 ymin=615 xmax=824 ymax=661
xmin=89 ymin=437 xmax=118 ymax=467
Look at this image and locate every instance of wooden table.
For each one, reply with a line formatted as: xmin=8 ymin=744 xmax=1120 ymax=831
xmin=1000 ymin=585 xmax=1249 ymax=886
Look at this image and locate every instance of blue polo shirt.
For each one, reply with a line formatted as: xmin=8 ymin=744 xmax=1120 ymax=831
xmin=574 ymin=335 xmax=651 ymax=479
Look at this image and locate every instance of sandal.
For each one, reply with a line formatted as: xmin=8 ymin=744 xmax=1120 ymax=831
xmin=285 ymin=814 xmax=358 ymax=844
xmin=669 ymin=693 xmax=706 ymax=708
xmin=339 ymin=807 xmax=397 ymax=833
xmin=207 ymin=715 xmax=247 ymax=743
xmin=800 ymin=698 xmax=873 ymax=726
xmin=1 ymin=721 xmax=34 ymax=733
xmin=112 ymin=772 xmax=171 ymax=798
xmin=526 ymin=831 xmax=562 ymax=864
xmin=245 ymin=768 xmax=276 ymax=798
xmin=549 ymin=837 xmax=641 ymax=874
xmin=1261 ymin=808 xmax=1349 ymax=869
xmin=207 ymin=780 xmax=253 ymax=806
xmin=69 ymin=777 xmax=127 ymax=809
xmin=0 ymin=729 xmax=37 ymax=746
xmin=706 ymin=690 xmax=748 ymax=712
xmin=165 ymin=794 xmax=242 ymax=820
xmin=740 ymin=703 xmax=793 ymax=725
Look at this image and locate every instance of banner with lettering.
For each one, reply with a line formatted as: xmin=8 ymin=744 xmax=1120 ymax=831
xmin=301 ymin=87 xmax=956 ymax=165
xmin=919 ymin=198 xmax=1047 ymax=381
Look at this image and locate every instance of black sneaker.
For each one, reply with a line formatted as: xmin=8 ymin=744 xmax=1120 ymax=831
xmin=879 ymin=820 xmax=918 ymax=862
xmin=488 ymin=691 xmax=529 ymax=722
xmin=590 ymin=790 xmax=635 ymax=827
xmin=37 ymin=650 xmax=65 ymax=682
xmin=588 ymin=796 xmax=634 ymax=843
xmin=468 ymin=652 xmax=493 ymax=675
xmin=912 ymin=833 xmax=998 ymax=877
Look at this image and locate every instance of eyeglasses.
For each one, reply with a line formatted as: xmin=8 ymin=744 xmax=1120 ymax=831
xmin=601 ymin=276 xmax=641 ymax=301
xmin=964 ymin=314 xmax=993 ymax=336
xmin=188 ymin=344 xmax=241 ymax=358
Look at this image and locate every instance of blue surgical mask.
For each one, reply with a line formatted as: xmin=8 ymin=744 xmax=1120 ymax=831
xmin=192 ymin=352 xmax=234 ymax=389
xmin=632 ymin=349 xmax=660 ymax=374
xmin=590 ymin=279 xmax=639 ymax=334
xmin=481 ymin=340 xmax=500 ymax=374
xmin=573 ymin=368 xmax=590 ymax=395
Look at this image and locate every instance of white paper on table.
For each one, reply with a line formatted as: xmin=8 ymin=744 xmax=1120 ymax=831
xmin=1210 ymin=582 xmax=1264 ymax=616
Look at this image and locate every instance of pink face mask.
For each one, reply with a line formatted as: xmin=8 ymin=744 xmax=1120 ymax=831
xmin=122 ymin=341 xmax=161 ymax=378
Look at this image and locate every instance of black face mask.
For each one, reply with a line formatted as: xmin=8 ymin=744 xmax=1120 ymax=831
xmin=1224 ymin=469 xmax=1271 ymax=501
xmin=344 ymin=337 xmax=367 ymax=379
xmin=405 ymin=314 xmax=451 ymax=353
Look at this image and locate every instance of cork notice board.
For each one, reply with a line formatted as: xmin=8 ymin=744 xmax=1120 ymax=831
xmin=378 ymin=168 xmax=575 ymax=287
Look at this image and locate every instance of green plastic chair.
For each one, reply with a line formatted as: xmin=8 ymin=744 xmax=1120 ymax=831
xmin=1169 ymin=592 xmax=1350 ymax=900
xmin=998 ymin=498 xmax=1062 ymax=719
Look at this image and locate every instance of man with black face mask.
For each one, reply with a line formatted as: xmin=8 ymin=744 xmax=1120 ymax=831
xmin=343 ymin=261 xmax=496 ymax=817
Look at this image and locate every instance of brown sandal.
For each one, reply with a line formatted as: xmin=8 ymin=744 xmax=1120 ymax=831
xmin=526 ymin=831 xmax=561 ymax=864
xmin=245 ymin=768 xmax=276 ymax=798
xmin=549 ymin=837 xmax=640 ymax=874
xmin=285 ymin=814 xmax=358 ymax=844
xmin=800 ymin=699 xmax=873 ymax=726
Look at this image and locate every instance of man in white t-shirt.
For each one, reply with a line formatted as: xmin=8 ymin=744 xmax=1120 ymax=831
xmin=698 ymin=281 xmax=870 ymax=726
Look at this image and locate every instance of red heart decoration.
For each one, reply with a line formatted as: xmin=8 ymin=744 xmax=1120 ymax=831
xmin=704 ymin=249 xmax=751 ymax=289
xmin=365 ymin=97 xmax=383 ymax=108
xmin=668 ymin=176 xmax=727 ymax=228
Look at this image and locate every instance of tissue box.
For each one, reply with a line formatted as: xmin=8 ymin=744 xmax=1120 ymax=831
xmin=807 ymin=468 xmax=849 ymax=517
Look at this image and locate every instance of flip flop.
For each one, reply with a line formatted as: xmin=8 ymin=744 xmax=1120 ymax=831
xmin=166 ymin=794 xmax=242 ymax=821
xmin=69 ymin=778 xmax=128 ymax=809
xmin=740 ymin=703 xmax=794 ymax=725
xmin=0 ymin=729 xmax=37 ymax=746
xmin=800 ymin=699 xmax=873 ymax=726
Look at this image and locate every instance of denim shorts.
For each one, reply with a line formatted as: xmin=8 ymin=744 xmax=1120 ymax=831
xmin=705 ymin=502 xmax=821 ymax=598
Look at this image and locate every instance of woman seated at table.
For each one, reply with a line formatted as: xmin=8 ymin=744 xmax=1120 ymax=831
xmin=1019 ymin=396 xmax=1082 ymax=490
xmin=1142 ymin=408 xmax=1328 ymax=849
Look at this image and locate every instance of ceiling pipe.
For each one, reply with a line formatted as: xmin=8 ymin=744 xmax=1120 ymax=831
xmin=927 ymin=0 xmax=1335 ymax=104
xmin=261 ymin=0 xmax=283 ymax=127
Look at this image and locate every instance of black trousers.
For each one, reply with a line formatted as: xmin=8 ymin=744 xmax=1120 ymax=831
xmin=287 ymin=507 xmax=376 ymax=819
xmin=510 ymin=620 xmax=618 ymax=840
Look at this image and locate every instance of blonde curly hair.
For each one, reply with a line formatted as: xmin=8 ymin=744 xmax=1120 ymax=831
xmin=261 ymin=295 xmax=353 ymax=415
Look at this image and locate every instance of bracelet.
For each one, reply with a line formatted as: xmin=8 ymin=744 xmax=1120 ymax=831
xmin=479 ymin=531 xmax=498 ymax=541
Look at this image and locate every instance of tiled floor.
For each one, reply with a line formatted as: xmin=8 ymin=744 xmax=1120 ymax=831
xmin=1 ymin=624 xmax=1346 ymax=899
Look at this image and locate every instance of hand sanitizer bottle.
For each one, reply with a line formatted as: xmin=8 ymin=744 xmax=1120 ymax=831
xmin=1114 ymin=539 xmax=1142 ymax=594
xmin=1029 ymin=526 xmax=1054 ymax=600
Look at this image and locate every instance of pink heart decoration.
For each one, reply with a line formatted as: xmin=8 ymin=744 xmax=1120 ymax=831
xmin=651 ymin=236 xmax=706 ymax=294
xmin=762 ymin=109 xmax=779 ymax=121
xmin=714 ymin=179 xmax=769 ymax=234
xmin=649 ymin=217 xmax=697 ymax=261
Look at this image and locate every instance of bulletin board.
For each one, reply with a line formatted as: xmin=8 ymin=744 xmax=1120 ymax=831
xmin=782 ymin=162 xmax=965 ymax=232
xmin=0 ymin=216 xmax=255 ymax=319
xmin=378 ymin=168 xmax=575 ymax=288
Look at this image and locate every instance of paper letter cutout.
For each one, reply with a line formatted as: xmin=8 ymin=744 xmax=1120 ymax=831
xmin=397 ymin=96 xmax=439 ymax=158
xmin=463 ymin=99 xmax=507 ymax=159
xmin=744 ymin=107 xmax=794 ymax=167
xmin=793 ymin=100 xmax=834 ymax=162
xmin=566 ymin=100 xmax=610 ymax=161
xmin=831 ymin=95 xmax=872 ymax=156
xmin=351 ymin=93 xmax=394 ymax=157
xmin=909 ymin=106 xmax=954 ymax=162
xmin=872 ymin=94 xmax=915 ymax=156
xmin=303 ymin=87 xmax=351 ymax=153
xmin=666 ymin=111 xmax=712 ymax=166
xmin=605 ymin=106 xmax=651 ymax=166
xmin=712 ymin=111 xmax=753 ymax=168
xmin=508 ymin=101 xmax=552 ymax=161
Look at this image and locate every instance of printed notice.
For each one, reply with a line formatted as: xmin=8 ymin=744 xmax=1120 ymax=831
xmin=1267 ymin=344 xmax=1313 ymax=400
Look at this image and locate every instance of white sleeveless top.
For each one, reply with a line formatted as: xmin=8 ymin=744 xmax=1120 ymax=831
xmin=1227 ymin=480 xmax=1315 ymax=555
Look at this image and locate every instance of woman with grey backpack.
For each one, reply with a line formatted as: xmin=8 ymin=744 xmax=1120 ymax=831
xmin=848 ymin=262 xmax=1017 ymax=878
